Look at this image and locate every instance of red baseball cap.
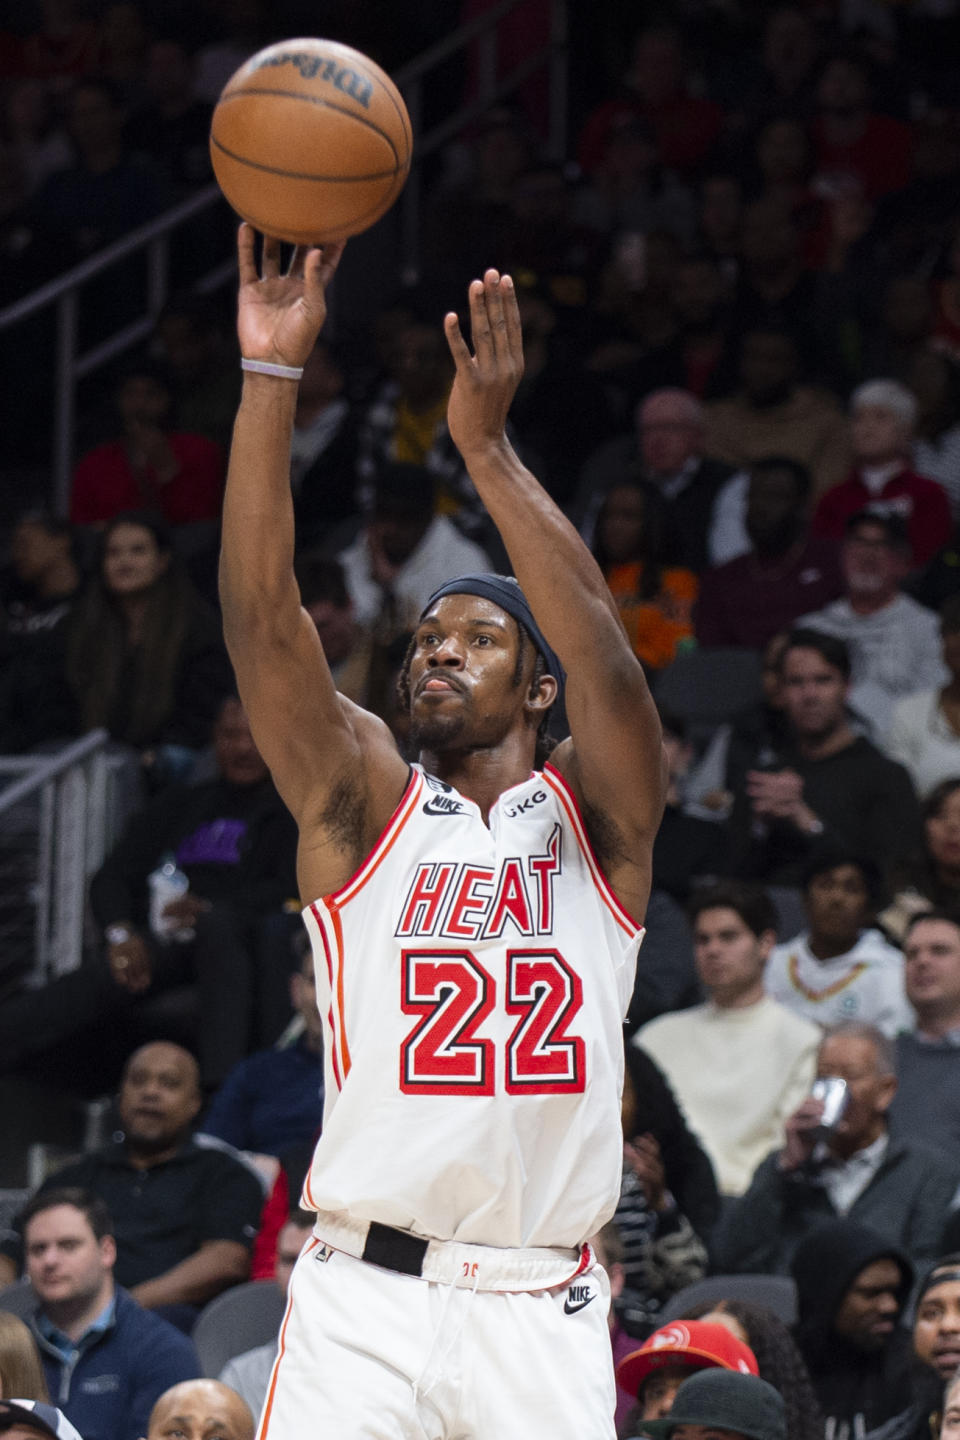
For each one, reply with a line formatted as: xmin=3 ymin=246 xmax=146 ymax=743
xmin=616 ymin=1319 xmax=759 ymax=1398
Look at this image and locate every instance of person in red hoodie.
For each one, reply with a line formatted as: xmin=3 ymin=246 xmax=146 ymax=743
xmin=812 ymin=379 xmax=951 ymax=568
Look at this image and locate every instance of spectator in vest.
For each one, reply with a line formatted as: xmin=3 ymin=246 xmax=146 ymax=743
xmin=714 ymin=1023 xmax=960 ymax=1273
xmin=883 ymin=594 xmax=960 ymax=798
xmin=799 ymin=511 xmax=946 ymax=729
xmin=635 ymin=882 xmax=819 ymax=1197
xmin=813 ymin=380 xmax=951 ymax=568
xmin=21 ymin=1188 xmax=198 ymax=1440
xmin=765 ymin=847 xmax=911 ymax=1037
xmin=887 ymin=912 xmax=960 ymax=1152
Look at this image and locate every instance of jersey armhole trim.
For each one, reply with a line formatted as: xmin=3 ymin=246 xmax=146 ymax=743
xmin=315 ymin=766 xmax=423 ymax=910
xmin=541 ymin=762 xmax=643 ymax=937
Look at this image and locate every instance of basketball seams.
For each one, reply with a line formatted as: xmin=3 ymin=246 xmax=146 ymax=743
xmin=213 ymin=86 xmax=403 ymax=169
xmin=211 ymin=133 xmax=405 ymax=185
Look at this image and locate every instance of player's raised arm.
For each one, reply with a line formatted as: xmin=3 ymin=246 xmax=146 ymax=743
xmin=219 ymin=226 xmax=408 ymax=847
xmin=444 ymin=271 xmax=666 ymax=917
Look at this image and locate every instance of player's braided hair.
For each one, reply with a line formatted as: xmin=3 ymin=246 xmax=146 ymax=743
xmin=396 ymin=621 xmax=557 ymax=769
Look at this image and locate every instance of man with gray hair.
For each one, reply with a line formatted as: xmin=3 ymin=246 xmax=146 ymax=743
xmin=813 ymin=378 xmax=951 ymax=566
xmin=714 ymin=1021 xmax=960 ymax=1274
xmin=577 ymin=387 xmax=739 ymax=573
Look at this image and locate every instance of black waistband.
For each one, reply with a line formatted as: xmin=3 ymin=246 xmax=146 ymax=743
xmin=361 ymin=1221 xmax=430 ymax=1277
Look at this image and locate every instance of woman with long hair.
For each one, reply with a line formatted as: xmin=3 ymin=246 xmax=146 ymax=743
xmin=880 ymin=776 xmax=960 ymax=942
xmin=65 ymin=510 xmax=233 ymax=786
xmin=0 ymin=1313 xmax=48 ymax=1401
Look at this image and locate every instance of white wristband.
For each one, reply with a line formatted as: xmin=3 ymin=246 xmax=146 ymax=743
xmin=241 ymin=357 xmax=304 ymax=381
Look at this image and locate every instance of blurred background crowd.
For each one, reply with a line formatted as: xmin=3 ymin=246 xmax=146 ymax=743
xmin=3 ymin=1 xmax=960 ymax=1438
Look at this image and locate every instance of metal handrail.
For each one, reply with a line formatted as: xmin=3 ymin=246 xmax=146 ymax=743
xmin=0 ymin=728 xmax=109 ymax=814
xmin=1 ymin=0 xmax=568 ymax=515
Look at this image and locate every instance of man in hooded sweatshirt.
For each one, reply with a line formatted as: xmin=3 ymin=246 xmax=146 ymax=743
xmin=790 ymin=1218 xmax=914 ymax=1440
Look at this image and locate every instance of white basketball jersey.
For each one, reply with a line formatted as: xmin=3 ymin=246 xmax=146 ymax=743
xmin=302 ymin=762 xmax=644 ymax=1249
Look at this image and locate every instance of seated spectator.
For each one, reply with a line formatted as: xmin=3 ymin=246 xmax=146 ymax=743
xmin=151 ymin=294 xmax=240 ymax=455
xmin=295 ymin=556 xmax=380 ymax=711
xmin=143 ymin=1379 xmax=254 ymax=1440
xmin=883 ymin=595 xmax=960 ymax=797
xmin=703 ymin=327 xmax=850 ymax=501
xmin=714 ymin=1023 xmax=960 ymax=1273
xmin=70 ymin=362 xmax=224 ymax=531
xmin=88 ymin=694 xmax=298 ymax=1088
xmin=29 ymin=1042 xmax=263 ymax=1329
xmin=635 ymin=882 xmax=820 ymax=1197
xmin=578 ymin=388 xmax=737 ymax=576
xmin=616 ymin=1319 xmax=759 ymax=1440
xmin=4 ymin=79 xmax=72 ymax=195
xmin=576 ymin=22 xmax=723 ymax=179
xmin=813 ymin=381 xmax=952 ymax=568
xmin=765 ymin=847 xmax=911 ymax=1037
xmin=942 ymin=1369 xmax=960 ymax=1440
xmin=0 ymin=511 xmax=81 ymax=752
xmin=614 ymin=1043 xmax=719 ymax=1338
xmin=355 ymin=318 xmax=477 ymax=534
xmin=906 ymin=350 xmax=960 ymax=519
xmin=626 ymin=1369 xmax=785 ymax=1440
xmin=867 ymin=1258 xmax=960 ymax=1440
xmin=218 ymin=1210 xmax=313 ymax=1421
xmin=573 ymin=113 xmax=696 ymax=248
xmin=652 ymin=713 xmax=727 ymax=902
xmin=288 ymin=339 xmax=361 ymax=548
xmin=881 ymin=779 xmax=960 ymax=942
xmin=810 ymin=52 xmax=912 ymax=205
xmin=337 ymin=464 xmax=491 ymax=638
xmin=0 ymin=1401 xmax=82 ymax=1440
xmin=727 ymin=628 xmax=922 ymax=887
xmin=124 ymin=40 xmax=213 ymax=194
xmin=20 ymin=1188 xmax=199 ymax=1440
xmin=200 ymin=936 xmax=323 ymax=1162
xmin=590 ymin=481 xmax=697 ymax=673
xmin=696 ymin=457 xmax=843 ymax=650
xmin=888 ymin=912 xmax=960 ymax=1151
xmin=28 ymin=77 xmax=169 ymax=266
xmin=64 ymin=512 xmax=233 ymax=787
xmin=679 ymin=1299 xmax=824 ymax=1440
xmin=0 ymin=1314 xmax=47 ymax=1400
xmin=790 ymin=1219 xmax=914 ymax=1438
xmin=799 ymin=511 xmax=946 ymax=727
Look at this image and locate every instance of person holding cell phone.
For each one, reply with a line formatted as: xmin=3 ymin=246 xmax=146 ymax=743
xmin=714 ymin=1021 xmax=960 ymax=1275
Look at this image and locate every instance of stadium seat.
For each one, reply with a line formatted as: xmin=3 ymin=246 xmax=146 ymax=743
xmin=659 ymin=1273 xmax=798 ymax=1325
xmin=192 ymin=1279 xmax=287 ymax=1377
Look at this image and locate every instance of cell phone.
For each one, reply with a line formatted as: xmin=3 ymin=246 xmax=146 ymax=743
xmin=810 ymin=1076 xmax=849 ymax=1132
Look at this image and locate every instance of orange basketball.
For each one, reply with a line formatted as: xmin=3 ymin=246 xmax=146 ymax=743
xmin=210 ymin=38 xmax=412 ymax=245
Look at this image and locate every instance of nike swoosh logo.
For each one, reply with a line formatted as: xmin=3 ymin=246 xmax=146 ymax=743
xmin=563 ymin=1294 xmax=595 ymax=1315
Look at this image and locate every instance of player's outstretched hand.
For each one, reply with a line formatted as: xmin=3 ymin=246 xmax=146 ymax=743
xmin=444 ymin=269 xmax=523 ymax=461
xmin=236 ymin=222 xmax=345 ymax=370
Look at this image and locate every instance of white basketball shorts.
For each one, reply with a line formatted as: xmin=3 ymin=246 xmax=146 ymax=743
xmin=256 ymin=1219 xmax=617 ymax=1439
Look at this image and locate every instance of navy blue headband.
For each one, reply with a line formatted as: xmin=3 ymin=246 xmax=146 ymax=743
xmin=420 ymin=574 xmax=566 ymax=693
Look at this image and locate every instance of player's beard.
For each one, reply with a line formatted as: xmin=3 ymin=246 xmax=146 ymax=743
xmin=409 ymin=706 xmax=471 ymax=754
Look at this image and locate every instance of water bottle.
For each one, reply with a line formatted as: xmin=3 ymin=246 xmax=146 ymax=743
xmin=148 ymin=852 xmax=193 ymax=941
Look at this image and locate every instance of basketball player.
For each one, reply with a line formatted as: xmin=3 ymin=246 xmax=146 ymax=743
xmin=220 ymin=224 xmax=666 ymax=1439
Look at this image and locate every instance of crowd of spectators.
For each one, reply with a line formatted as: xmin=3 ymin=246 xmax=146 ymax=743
xmin=4 ymin=1 xmax=960 ymax=1439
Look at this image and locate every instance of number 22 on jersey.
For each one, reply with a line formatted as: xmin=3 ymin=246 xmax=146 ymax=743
xmin=400 ymin=948 xmax=586 ymax=1096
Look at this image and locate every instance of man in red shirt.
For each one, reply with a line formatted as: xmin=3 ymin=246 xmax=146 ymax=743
xmin=813 ymin=379 xmax=951 ymax=567
xmin=71 ymin=360 xmax=224 ymax=529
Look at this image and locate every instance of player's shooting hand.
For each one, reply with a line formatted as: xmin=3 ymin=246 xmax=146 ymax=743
xmin=236 ymin=223 xmax=345 ymax=370
xmin=779 ymin=1095 xmax=825 ymax=1172
xmin=444 ymin=269 xmax=523 ymax=461
xmin=624 ymin=1133 xmax=668 ymax=1211
xmin=108 ymin=932 xmax=152 ymax=994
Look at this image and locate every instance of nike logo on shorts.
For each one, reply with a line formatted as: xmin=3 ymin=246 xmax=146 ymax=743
xmin=563 ymin=1285 xmax=595 ymax=1315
